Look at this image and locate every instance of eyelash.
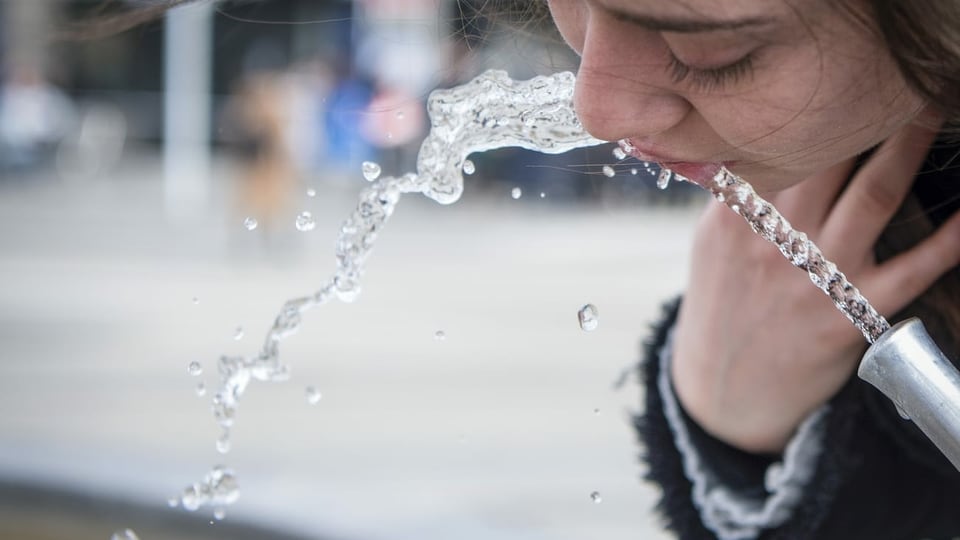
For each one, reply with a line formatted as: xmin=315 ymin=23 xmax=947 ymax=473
xmin=666 ymin=52 xmax=756 ymax=91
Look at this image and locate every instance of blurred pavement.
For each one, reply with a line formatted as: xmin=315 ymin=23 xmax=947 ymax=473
xmin=0 ymin=153 xmax=703 ymax=540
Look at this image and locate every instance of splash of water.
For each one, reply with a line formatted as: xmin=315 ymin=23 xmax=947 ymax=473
xmin=179 ymin=69 xmax=889 ymax=510
xmin=110 ymin=529 xmax=139 ymax=540
xmin=176 ymin=465 xmax=239 ymax=511
xmin=177 ymin=70 xmax=602 ymax=510
xmin=578 ymin=304 xmax=599 ymax=332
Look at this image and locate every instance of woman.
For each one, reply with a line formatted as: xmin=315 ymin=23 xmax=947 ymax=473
xmin=70 ymin=0 xmax=959 ymax=536
xmin=544 ymin=0 xmax=960 ymax=538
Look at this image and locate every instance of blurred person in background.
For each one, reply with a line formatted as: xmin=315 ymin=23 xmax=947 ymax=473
xmin=0 ymin=63 xmax=76 ymax=173
xmin=227 ymin=69 xmax=298 ymax=239
xmin=323 ymin=57 xmax=375 ymax=176
xmin=361 ymin=81 xmax=425 ymax=174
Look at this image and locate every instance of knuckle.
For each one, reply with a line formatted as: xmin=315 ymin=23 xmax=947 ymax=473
xmin=855 ymin=180 xmax=902 ymax=216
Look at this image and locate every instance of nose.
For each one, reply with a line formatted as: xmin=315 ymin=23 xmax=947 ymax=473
xmin=573 ymin=18 xmax=691 ymax=142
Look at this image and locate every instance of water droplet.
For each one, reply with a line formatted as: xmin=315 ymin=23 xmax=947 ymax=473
xmin=539 ymin=192 xmax=546 ymax=199
xmin=602 ymin=165 xmax=615 ymax=177
xmin=462 ymin=159 xmax=476 ymax=175
xmin=233 ymin=327 xmax=244 ymax=341
xmin=395 ymin=110 xmax=405 ymax=120
xmin=213 ymin=507 xmax=226 ymax=521
xmin=612 ymin=147 xmax=627 ymax=160
xmin=590 ymin=491 xmax=603 ymax=504
xmin=593 ymin=408 xmax=601 ymax=415
xmin=111 ymin=529 xmax=140 ymax=540
xmin=188 ymin=361 xmax=203 ymax=376
xmin=511 ymin=187 xmax=522 ymax=199
xmin=192 ymin=296 xmax=200 ymax=305
xmin=657 ymin=168 xmax=672 ymax=190
xmin=361 ymin=161 xmax=381 ymax=182
xmin=306 ymin=188 xmax=317 ymax=198
xmin=295 ymin=211 xmax=316 ymax=232
xmin=195 ymin=382 xmax=207 ymax=397
xmin=179 ymin=465 xmax=239 ymax=512
xmin=630 ymin=168 xmax=638 ymax=175
xmin=434 ymin=330 xmax=447 ymax=341
xmin=305 ymin=386 xmax=322 ymax=405
xmin=216 ymin=432 xmax=231 ymax=454
xmin=167 ymin=497 xmax=179 ymax=508
xmin=243 ymin=217 xmax=258 ymax=231
xmin=578 ymin=304 xmax=599 ymax=332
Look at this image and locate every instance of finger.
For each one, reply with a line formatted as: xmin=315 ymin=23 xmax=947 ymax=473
xmin=825 ymin=118 xmax=941 ymax=244
xmin=772 ymin=157 xmax=856 ymax=230
xmin=868 ymin=209 xmax=960 ymax=317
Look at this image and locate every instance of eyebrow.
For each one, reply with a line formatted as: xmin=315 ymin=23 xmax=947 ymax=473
xmin=598 ymin=4 xmax=775 ymax=33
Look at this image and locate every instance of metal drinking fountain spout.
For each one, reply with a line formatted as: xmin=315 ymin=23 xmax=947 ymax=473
xmin=858 ymin=318 xmax=960 ymax=471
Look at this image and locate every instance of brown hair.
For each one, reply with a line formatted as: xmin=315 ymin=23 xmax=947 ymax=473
xmin=869 ymin=0 xmax=960 ymax=127
xmin=54 ymin=0 xmax=197 ymax=42
xmin=846 ymin=1 xmax=960 ymax=361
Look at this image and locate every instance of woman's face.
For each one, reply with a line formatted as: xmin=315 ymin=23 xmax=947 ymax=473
xmin=548 ymin=0 xmax=925 ymax=192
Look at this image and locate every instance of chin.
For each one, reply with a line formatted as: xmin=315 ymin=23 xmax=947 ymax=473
xmin=725 ymin=163 xmax=803 ymax=195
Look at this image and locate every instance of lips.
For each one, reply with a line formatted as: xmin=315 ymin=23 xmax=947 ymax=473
xmin=619 ymin=139 xmax=726 ymax=186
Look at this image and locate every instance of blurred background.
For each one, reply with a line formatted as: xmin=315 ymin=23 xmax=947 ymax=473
xmin=0 ymin=1 xmax=706 ymax=538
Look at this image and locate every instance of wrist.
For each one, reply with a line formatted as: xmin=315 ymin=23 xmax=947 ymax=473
xmin=670 ymin=351 xmax=799 ymax=454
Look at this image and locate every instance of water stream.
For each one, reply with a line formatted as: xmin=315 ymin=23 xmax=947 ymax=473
xmin=174 ymin=70 xmax=604 ymax=511
xmin=175 ymin=69 xmax=888 ymax=512
xmin=670 ymin=164 xmax=890 ymax=342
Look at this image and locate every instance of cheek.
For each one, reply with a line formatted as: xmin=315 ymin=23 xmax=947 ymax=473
xmin=695 ymin=47 xmax=921 ymax=175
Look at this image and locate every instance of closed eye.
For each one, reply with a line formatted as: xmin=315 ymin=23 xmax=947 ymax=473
xmin=666 ymin=52 xmax=756 ymax=92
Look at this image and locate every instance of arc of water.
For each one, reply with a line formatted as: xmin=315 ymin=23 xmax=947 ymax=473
xmin=177 ymin=70 xmax=606 ymax=510
xmin=179 ymin=69 xmax=892 ymax=510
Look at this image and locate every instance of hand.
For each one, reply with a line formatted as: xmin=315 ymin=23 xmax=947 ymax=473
xmin=670 ymin=116 xmax=960 ymax=453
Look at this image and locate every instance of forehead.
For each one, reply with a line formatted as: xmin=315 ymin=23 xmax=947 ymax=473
xmin=590 ymin=0 xmax=806 ymax=28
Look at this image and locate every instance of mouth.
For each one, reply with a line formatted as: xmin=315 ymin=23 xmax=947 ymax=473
xmin=619 ymin=139 xmax=729 ymax=186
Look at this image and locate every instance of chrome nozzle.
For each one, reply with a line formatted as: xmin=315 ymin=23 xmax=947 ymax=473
xmin=858 ymin=317 xmax=960 ymax=471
